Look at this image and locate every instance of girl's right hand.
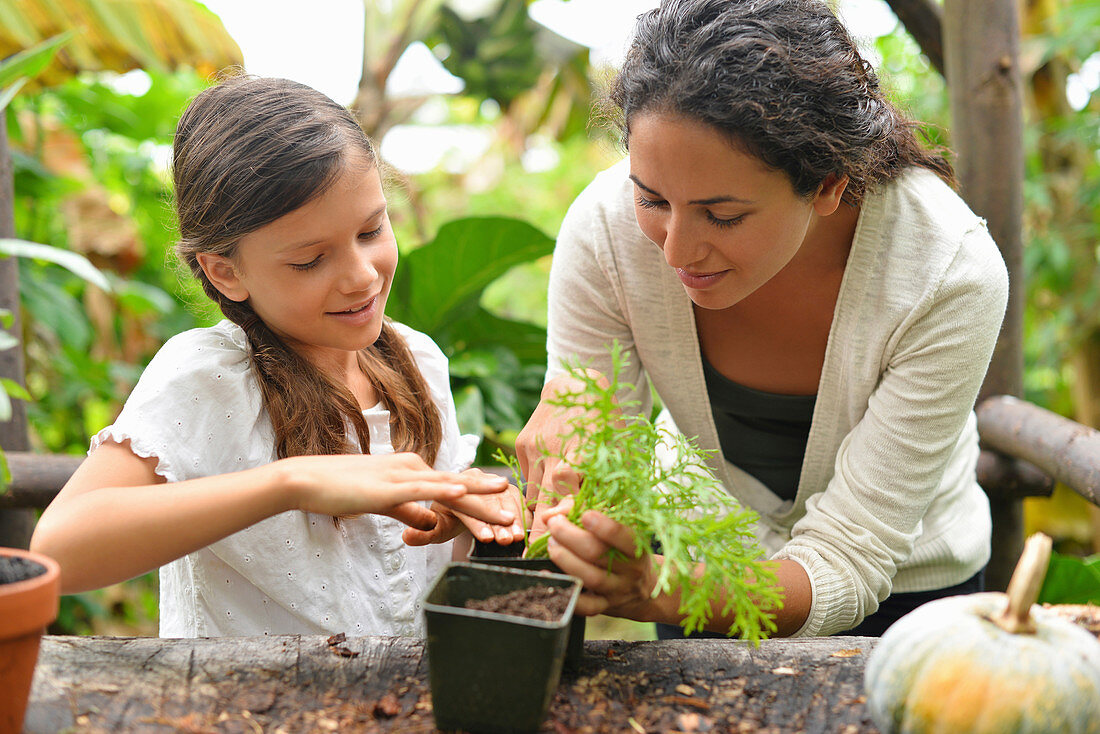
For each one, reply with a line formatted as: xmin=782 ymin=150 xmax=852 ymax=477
xmin=402 ymin=474 xmax=526 ymax=547
xmin=277 ymin=452 xmax=511 ymax=530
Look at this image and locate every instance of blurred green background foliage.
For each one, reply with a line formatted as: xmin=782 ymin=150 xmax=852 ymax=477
xmin=1 ymin=0 xmax=1097 ymax=635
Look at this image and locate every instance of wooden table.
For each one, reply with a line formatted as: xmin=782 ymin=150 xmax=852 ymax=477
xmin=25 ymin=634 xmax=881 ymax=733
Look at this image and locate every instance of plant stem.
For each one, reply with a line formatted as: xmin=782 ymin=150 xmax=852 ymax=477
xmin=994 ymin=532 xmax=1053 ymax=634
xmin=525 ymin=532 xmax=550 ymax=559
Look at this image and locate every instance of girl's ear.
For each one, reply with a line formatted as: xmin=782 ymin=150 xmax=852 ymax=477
xmin=196 ymin=252 xmax=249 ymax=302
xmin=813 ymin=173 xmax=850 ymax=217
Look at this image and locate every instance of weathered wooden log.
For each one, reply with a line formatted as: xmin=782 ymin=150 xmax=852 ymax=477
xmin=26 ymin=635 xmax=880 ymax=733
xmin=977 ymin=395 xmax=1100 ymax=506
xmin=976 ymin=449 xmax=1054 ymax=500
xmin=0 ymin=452 xmax=81 ymax=508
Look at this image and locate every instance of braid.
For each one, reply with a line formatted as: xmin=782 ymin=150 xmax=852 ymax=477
xmin=202 ymin=279 xmax=372 ymax=459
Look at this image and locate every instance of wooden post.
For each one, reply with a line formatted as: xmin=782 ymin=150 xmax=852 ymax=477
xmin=943 ymin=0 xmax=1025 ymax=591
xmin=0 ymin=114 xmax=36 ymax=549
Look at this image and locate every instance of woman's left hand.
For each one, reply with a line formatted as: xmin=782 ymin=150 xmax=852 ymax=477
xmin=544 ymin=499 xmax=661 ymax=620
xmin=402 ymin=469 xmax=525 ymax=546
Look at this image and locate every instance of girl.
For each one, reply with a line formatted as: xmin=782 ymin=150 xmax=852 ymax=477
xmin=31 ymin=75 xmax=523 ymax=638
xmin=518 ymin=0 xmax=1009 ymax=638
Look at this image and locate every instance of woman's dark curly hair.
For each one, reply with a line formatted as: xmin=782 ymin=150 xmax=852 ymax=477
xmin=611 ymin=0 xmax=955 ymax=204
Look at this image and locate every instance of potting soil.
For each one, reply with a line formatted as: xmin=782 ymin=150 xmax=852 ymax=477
xmin=464 ymin=584 xmax=571 ymax=621
xmin=0 ymin=556 xmax=46 ymax=585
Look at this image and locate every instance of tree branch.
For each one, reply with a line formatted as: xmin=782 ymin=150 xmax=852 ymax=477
xmin=884 ymin=0 xmax=945 ymax=77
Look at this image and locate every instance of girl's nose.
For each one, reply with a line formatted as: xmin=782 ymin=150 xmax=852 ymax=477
xmin=341 ymin=245 xmax=380 ymax=292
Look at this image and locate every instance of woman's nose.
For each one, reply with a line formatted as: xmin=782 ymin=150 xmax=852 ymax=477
xmin=660 ymin=213 xmax=703 ymax=269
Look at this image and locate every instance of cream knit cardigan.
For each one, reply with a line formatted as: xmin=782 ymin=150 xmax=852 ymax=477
xmin=546 ymin=159 xmax=1009 ymax=636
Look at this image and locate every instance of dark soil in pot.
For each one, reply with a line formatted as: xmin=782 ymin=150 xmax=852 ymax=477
xmin=472 ymin=538 xmax=526 ymax=559
xmin=465 ymin=584 xmax=573 ymax=621
xmin=469 ymin=544 xmax=588 ymax=668
xmin=0 ymin=556 xmax=47 ymax=585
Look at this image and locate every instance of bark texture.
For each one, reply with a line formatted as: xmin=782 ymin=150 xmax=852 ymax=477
xmin=26 ymin=635 xmax=881 ymax=733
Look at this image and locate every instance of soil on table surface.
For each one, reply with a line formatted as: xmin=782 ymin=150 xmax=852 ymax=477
xmin=1045 ymin=603 xmax=1100 ymax=639
xmin=0 ymin=555 xmax=46 ymax=585
xmin=465 ymin=585 xmax=571 ymax=621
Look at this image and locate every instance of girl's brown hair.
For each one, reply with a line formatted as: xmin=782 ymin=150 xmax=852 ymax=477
xmin=611 ymin=0 xmax=956 ymax=205
xmin=172 ymin=75 xmax=442 ymax=465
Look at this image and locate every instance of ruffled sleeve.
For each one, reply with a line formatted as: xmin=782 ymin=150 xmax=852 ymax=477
xmin=390 ymin=322 xmax=480 ymax=472
xmin=90 ymin=321 xmax=274 ymax=483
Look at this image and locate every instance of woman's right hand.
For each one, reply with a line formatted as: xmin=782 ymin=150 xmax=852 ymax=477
xmin=543 ymin=498 xmax=662 ymax=621
xmin=515 ymin=373 xmax=590 ymax=539
xmin=278 ymin=452 xmax=511 ymax=530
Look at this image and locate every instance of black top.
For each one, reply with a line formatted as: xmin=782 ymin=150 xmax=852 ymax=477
xmin=702 ymin=355 xmax=816 ymax=502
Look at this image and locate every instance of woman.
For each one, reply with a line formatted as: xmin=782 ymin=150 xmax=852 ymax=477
xmin=516 ymin=0 xmax=1008 ymax=638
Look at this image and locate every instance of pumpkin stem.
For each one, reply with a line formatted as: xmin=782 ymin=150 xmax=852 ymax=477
xmin=993 ymin=532 xmax=1053 ymax=634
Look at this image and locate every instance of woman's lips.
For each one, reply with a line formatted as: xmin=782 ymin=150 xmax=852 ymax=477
xmin=676 ymin=268 xmax=728 ymax=289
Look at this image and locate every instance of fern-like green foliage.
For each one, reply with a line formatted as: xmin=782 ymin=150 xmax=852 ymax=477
xmin=500 ymin=342 xmax=783 ymax=642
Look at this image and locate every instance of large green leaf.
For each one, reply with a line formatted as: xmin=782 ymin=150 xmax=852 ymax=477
xmin=0 ymin=378 xmax=31 ymax=402
xmin=1039 ymin=551 xmax=1100 ymax=605
xmin=0 ymin=376 xmax=30 ymax=421
xmin=452 ymin=383 xmax=485 ymax=438
xmin=19 ymin=275 xmax=94 ymax=350
xmin=430 ymin=0 xmax=542 ymax=107
xmin=49 ymin=68 xmax=206 ymax=143
xmin=0 ymin=32 xmax=71 ymax=86
xmin=389 ymin=216 xmax=554 ymax=333
xmin=437 ymin=306 xmax=548 ymax=364
xmin=449 ymin=345 xmax=544 ymax=433
xmin=0 ymin=239 xmax=112 ymax=291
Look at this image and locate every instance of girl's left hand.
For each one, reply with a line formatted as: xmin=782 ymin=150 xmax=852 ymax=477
xmin=402 ymin=469 xmax=526 ymax=546
xmin=543 ymin=498 xmax=661 ymax=620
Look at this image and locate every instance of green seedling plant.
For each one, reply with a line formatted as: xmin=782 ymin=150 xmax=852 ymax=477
xmin=497 ymin=343 xmax=782 ymax=642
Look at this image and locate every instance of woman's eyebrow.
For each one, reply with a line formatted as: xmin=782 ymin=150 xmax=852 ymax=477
xmin=690 ymin=193 xmax=754 ymax=206
xmin=629 ymin=173 xmax=660 ymax=196
xmin=629 ymin=174 xmax=754 ymax=206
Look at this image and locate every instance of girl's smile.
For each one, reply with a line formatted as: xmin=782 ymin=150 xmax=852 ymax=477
xmin=327 ymin=294 xmax=380 ymax=324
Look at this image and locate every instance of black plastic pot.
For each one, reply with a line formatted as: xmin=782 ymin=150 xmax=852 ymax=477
xmin=469 ymin=541 xmax=587 ymax=668
xmin=423 ymin=562 xmax=581 ymax=734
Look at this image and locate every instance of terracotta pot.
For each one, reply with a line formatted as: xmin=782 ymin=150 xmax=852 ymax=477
xmin=0 ymin=548 xmax=60 ymax=734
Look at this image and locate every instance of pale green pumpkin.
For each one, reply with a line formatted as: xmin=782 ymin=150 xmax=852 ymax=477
xmin=864 ymin=535 xmax=1100 ymax=734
